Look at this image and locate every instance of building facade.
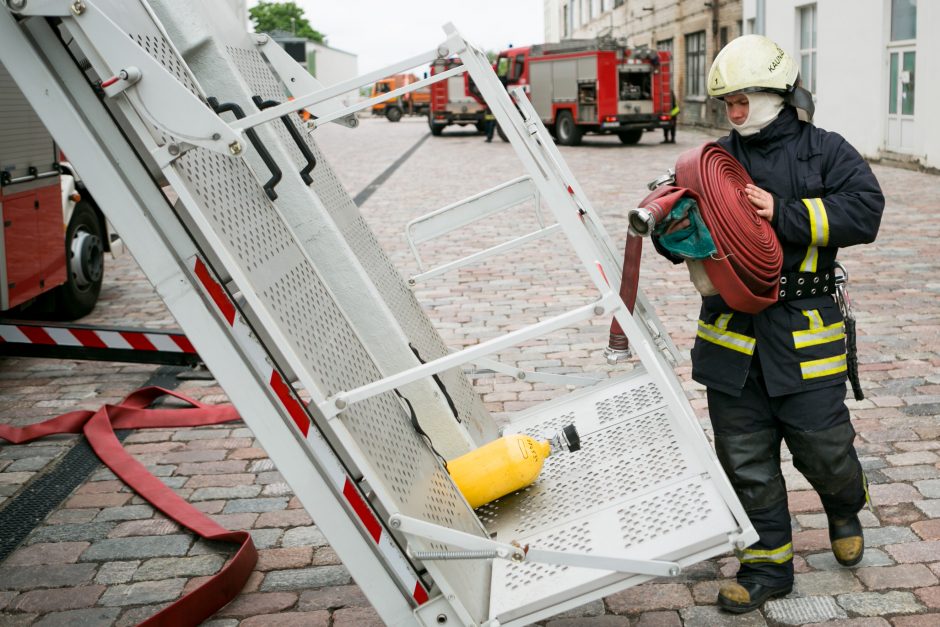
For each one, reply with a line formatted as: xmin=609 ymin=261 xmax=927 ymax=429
xmin=545 ymin=0 xmax=744 ymax=128
xmin=743 ymin=0 xmax=936 ymax=170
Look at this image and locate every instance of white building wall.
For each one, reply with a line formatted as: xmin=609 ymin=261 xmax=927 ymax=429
xmin=305 ymin=42 xmax=359 ymax=108
xmin=545 ymin=0 xmax=561 ymax=42
xmin=745 ymin=0 xmax=937 ymax=170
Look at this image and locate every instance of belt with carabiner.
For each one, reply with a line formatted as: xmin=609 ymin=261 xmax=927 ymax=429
xmin=833 ymin=262 xmax=864 ymax=401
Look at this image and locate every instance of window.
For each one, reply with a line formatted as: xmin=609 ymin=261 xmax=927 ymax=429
xmin=719 ymin=26 xmax=729 ymax=50
xmin=799 ymin=4 xmax=817 ymax=93
xmin=563 ymin=3 xmax=570 ymax=38
xmin=890 ymin=0 xmax=916 ymax=41
xmin=746 ymin=18 xmax=756 ymax=34
xmin=685 ymin=31 xmax=706 ymax=97
xmin=656 ymin=38 xmax=673 ymax=54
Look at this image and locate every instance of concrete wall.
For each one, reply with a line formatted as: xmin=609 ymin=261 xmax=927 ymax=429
xmin=744 ymin=0 xmax=937 ymax=170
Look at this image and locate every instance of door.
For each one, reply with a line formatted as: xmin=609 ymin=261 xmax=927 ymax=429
xmin=886 ymin=47 xmax=916 ymax=152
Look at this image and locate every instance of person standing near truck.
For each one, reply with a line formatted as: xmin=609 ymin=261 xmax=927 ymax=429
xmin=655 ymin=35 xmax=884 ymax=613
xmin=662 ymin=90 xmax=678 ymax=144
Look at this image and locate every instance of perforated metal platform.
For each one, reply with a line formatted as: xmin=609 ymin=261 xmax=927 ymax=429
xmin=483 ymin=370 xmax=737 ymax=621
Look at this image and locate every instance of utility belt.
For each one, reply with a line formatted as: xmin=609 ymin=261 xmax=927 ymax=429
xmin=778 ymin=263 xmax=864 ymax=401
xmin=777 ymin=269 xmax=836 ymax=301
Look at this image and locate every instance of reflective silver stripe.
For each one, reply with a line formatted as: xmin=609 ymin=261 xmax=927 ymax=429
xmin=737 ymin=542 xmax=794 ymax=564
xmin=800 ymin=354 xmax=847 ymax=379
xmin=802 ymin=309 xmax=823 ymax=329
xmin=793 ymin=321 xmax=845 ymax=349
xmin=800 ymin=198 xmax=829 ymax=272
xmin=697 ymin=321 xmax=755 ymax=355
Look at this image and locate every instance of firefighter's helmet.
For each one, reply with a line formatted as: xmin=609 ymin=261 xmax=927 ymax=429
xmin=707 ymin=35 xmax=814 ymax=119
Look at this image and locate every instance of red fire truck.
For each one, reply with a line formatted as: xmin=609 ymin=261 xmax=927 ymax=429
xmin=1 ymin=62 xmax=113 ymax=319
xmin=495 ymin=38 xmax=673 ymax=146
xmin=428 ymin=57 xmax=488 ymax=136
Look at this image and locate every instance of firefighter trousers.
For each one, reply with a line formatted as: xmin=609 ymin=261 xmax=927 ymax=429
xmin=706 ymin=352 xmax=867 ymax=587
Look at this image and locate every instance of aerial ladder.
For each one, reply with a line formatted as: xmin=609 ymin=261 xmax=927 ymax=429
xmin=0 ymin=1 xmax=757 ymax=625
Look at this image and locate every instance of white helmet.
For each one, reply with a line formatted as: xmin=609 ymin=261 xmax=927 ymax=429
xmin=707 ymin=35 xmax=814 ymax=119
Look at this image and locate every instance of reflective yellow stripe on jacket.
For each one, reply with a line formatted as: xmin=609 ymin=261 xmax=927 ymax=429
xmin=793 ymin=310 xmax=845 ymax=349
xmin=800 ymin=198 xmax=829 ymax=272
xmin=697 ymin=314 xmax=755 ymax=355
xmin=800 ymin=354 xmax=847 ymax=379
xmin=737 ymin=542 xmax=793 ymax=564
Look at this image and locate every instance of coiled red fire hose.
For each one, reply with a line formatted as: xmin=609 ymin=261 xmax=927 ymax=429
xmin=0 ymin=388 xmax=256 ymax=626
xmin=607 ymin=142 xmax=783 ymax=352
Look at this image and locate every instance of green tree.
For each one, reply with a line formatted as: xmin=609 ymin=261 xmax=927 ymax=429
xmin=249 ymin=1 xmax=325 ymax=43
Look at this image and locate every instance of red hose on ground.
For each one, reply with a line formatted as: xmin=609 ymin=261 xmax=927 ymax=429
xmin=0 ymin=387 xmax=256 ymax=627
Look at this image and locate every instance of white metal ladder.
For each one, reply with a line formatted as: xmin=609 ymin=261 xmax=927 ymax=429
xmin=0 ymin=2 xmax=756 ymax=625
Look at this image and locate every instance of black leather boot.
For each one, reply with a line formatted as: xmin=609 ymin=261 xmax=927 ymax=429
xmin=717 ymin=580 xmax=793 ymax=613
xmin=829 ymin=513 xmax=864 ymax=566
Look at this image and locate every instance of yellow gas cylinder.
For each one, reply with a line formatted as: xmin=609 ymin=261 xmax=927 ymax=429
xmin=448 ymin=424 xmax=580 ymax=508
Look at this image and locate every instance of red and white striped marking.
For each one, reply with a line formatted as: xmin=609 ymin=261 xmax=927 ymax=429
xmin=189 ymin=256 xmax=428 ymax=605
xmin=0 ymin=323 xmax=196 ymax=354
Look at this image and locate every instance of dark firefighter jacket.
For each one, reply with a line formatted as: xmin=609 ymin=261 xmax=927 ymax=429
xmin=659 ymin=106 xmax=885 ymax=397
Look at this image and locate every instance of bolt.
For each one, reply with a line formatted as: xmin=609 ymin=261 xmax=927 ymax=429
xmin=593 ymin=305 xmax=605 ymax=316
xmin=669 ymin=566 xmax=680 ymax=576
xmin=228 ymin=141 xmax=242 ymax=155
xmin=8 ymin=0 xmax=27 ymax=12
xmin=408 ymin=278 xmax=416 ymax=286
xmin=334 ymin=397 xmax=347 ymax=410
xmin=70 ymin=0 xmax=85 ymax=15
xmin=516 ymin=371 xmax=526 ymax=380
xmin=437 ymin=45 xmax=449 ymax=57
xmin=734 ymin=540 xmax=746 ymax=550
xmin=511 ymin=551 xmax=524 ymax=562
xmin=211 ymin=132 xmax=221 ymax=140
xmin=389 ymin=518 xmax=400 ymax=529
xmin=167 ymin=143 xmax=180 ymax=156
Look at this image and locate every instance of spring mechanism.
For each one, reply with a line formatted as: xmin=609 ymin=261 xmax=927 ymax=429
xmin=411 ymin=550 xmax=500 ymax=561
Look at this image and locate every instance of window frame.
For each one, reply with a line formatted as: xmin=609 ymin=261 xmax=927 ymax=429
xmin=684 ymin=31 xmax=707 ymax=98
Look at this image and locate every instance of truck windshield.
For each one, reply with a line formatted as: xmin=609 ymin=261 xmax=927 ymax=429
xmin=375 ymin=82 xmax=391 ymax=94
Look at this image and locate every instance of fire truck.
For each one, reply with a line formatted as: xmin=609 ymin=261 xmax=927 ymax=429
xmin=495 ymin=38 xmax=673 ymax=146
xmin=1 ymin=62 xmax=113 ymax=319
xmin=427 ymin=57 xmax=488 ymax=136
xmin=370 ymin=73 xmax=431 ymax=122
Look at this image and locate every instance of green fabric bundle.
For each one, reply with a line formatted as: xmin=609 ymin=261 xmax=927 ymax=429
xmin=652 ymin=197 xmax=717 ymax=260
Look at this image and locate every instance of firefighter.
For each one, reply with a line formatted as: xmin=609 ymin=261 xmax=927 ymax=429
xmin=662 ymin=90 xmax=678 ymax=144
xmin=656 ymin=35 xmax=885 ymax=613
xmin=484 ymin=107 xmax=497 ymax=142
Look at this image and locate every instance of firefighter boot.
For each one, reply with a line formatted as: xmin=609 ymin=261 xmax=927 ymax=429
xmin=829 ymin=514 xmax=864 ymax=566
xmin=717 ymin=581 xmax=793 ymax=614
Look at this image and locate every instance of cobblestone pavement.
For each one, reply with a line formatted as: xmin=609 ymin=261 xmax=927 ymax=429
xmin=1 ymin=114 xmax=938 ymax=626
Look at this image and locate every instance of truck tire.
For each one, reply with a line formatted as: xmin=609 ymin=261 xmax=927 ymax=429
xmin=618 ymin=129 xmax=643 ymax=145
xmin=429 ymin=118 xmax=445 ymax=136
xmin=386 ymin=106 xmax=403 ymax=122
xmin=555 ymin=111 xmax=582 ymax=146
xmin=54 ymin=200 xmax=104 ymax=319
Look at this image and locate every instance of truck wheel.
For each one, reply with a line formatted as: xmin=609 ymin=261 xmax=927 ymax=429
xmin=386 ymin=107 xmax=403 ymax=122
xmin=618 ymin=130 xmax=643 ymax=145
xmin=54 ymin=201 xmax=104 ymax=319
xmin=429 ymin=118 xmax=445 ymax=136
xmin=555 ymin=111 xmax=582 ymax=146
